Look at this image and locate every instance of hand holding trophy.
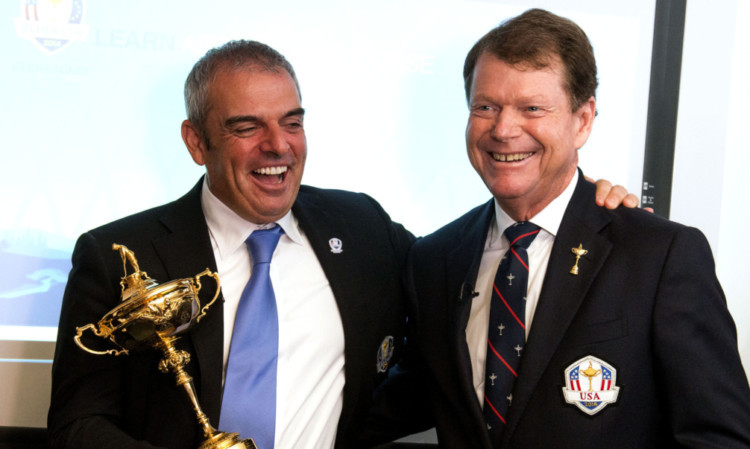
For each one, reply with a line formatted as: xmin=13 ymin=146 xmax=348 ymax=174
xmin=74 ymin=243 xmax=258 ymax=449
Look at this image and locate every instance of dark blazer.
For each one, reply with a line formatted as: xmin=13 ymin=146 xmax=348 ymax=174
xmin=47 ymin=179 xmax=414 ymax=449
xmin=370 ymin=172 xmax=750 ymax=448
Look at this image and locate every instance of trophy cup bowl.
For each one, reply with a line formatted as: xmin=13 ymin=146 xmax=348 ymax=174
xmin=74 ymin=244 xmax=257 ymax=449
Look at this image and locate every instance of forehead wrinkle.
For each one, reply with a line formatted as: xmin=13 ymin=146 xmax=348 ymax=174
xmin=473 ymin=74 xmax=565 ymax=107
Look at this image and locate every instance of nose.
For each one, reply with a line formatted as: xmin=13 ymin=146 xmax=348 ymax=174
xmin=260 ymin=124 xmax=290 ymax=154
xmin=491 ymin=108 xmax=521 ymax=141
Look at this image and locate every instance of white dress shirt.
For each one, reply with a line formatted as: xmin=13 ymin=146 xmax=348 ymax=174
xmin=467 ymin=171 xmax=579 ymax=405
xmin=201 ymin=180 xmax=345 ymax=449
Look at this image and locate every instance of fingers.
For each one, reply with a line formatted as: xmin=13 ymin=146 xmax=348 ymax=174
xmin=594 ymin=179 xmax=613 ymax=207
xmin=594 ymin=179 xmax=640 ymax=210
xmin=621 ymin=193 xmax=639 ymax=209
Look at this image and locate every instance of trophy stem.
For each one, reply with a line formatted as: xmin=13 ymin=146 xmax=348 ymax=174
xmin=178 ymin=369 xmax=217 ymax=439
xmin=156 ymin=336 xmax=257 ymax=449
xmin=156 ymin=336 xmax=217 ymax=440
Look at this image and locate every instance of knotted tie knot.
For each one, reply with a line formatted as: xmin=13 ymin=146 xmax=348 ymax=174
xmin=503 ymin=222 xmax=540 ymax=250
xmin=246 ymin=225 xmax=284 ymax=266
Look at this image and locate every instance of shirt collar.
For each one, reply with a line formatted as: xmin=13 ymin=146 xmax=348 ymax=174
xmin=492 ymin=169 xmax=579 ymax=244
xmin=200 ymin=177 xmax=304 ymax=260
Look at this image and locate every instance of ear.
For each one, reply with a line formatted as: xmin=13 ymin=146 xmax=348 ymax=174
xmin=182 ymin=119 xmax=207 ymax=166
xmin=574 ymin=96 xmax=596 ymax=150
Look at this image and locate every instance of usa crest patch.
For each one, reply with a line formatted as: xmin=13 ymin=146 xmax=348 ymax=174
xmin=562 ymin=355 xmax=620 ymax=416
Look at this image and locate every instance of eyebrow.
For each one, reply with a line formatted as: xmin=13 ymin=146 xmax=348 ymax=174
xmin=224 ymin=107 xmax=306 ymax=127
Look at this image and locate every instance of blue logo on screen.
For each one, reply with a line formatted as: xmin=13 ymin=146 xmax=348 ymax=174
xmin=0 ymin=236 xmax=71 ymax=328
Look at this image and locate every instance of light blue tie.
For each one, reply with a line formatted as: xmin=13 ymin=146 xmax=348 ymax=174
xmin=220 ymin=225 xmax=283 ymax=448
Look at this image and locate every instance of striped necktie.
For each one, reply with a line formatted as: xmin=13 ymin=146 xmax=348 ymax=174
xmin=483 ymin=221 xmax=540 ymax=444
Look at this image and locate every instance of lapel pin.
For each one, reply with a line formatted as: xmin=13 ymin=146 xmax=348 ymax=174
xmin=570 ymin=243 xmax=588 ymax=275
xmin=328 ymin=237 xmax=343 ymax=254
xmin=376 ymin=336 xmax=395 ymax=373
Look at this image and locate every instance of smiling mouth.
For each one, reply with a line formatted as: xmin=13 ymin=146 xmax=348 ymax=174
xmin=491 ymin=152 xmax=534 ymax=162
xmin=253 ymin=166 xmax=287 ymax=184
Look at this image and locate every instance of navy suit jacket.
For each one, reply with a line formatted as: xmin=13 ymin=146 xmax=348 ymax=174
xmin=368 ymin=172 xmax=750 ymax=448
xmin=48 ymin=179 xmax=413 ymax=449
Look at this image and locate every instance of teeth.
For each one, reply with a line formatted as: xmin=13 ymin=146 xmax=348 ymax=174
xmin=254 ymin=166 xmax=288 ymax=176
xmin=491 ymin=152 xmax=533 ymax=162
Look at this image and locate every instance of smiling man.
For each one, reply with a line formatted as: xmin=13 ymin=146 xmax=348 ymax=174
xmin=366 ymin=8 xmax=750 ymax=449
xmin=182 ymin=67 xmax=307 ymax=224
xmin=47 ymin=40 xmax=414 ymax=449
xmin=465 ymin=51 xmax=593 ymax=221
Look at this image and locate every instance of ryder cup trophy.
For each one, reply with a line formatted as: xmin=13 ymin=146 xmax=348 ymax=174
xmin=74 ymin=243 xmax=257 ymax=449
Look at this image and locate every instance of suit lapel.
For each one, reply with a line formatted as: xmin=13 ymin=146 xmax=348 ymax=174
xmin=290 ymin=188 xmax=370 ymax=432
xmin=151 ymin=179 xmax=225 ymax=423
xmin=503 ymin=175 xmax=613 ymax=443
xmin=445 ymin=201 xmax=496 ymax=427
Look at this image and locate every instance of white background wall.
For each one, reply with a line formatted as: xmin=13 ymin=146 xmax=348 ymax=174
xmin=672 ymin=0 xmax=750 ymax=375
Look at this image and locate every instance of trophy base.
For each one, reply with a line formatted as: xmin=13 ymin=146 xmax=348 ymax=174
xmin=198 ymin=431 xmax=257 ymax=449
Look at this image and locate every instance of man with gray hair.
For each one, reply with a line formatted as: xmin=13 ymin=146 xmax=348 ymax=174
xmin=48 ymin=39 xmax=414 ymax=449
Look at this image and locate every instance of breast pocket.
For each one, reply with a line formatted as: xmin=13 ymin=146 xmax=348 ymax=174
xmin=564 ymin=316 xmax=628 ymax=346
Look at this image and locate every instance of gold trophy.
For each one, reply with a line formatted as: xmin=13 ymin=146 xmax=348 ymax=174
xmin=74 ymin=243 xmax=257 ymax=449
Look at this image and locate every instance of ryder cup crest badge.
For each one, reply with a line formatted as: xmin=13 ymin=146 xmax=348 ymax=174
xmin=562 ymin=355 xmax=620 ymax=416
xmin=15 ymin=0 xmax=90 ymax=54
xmin=376 ymin=336 xmax=394 ymax=373
xmin=328 ymin=237 xmax=343 ymax=254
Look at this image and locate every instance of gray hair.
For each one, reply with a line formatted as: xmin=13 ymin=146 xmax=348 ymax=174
xmin=184 ymin=40 xmax=300 ymax=134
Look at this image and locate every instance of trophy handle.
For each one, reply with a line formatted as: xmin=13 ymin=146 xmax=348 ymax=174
xmin=74 ymin=323 xmax=129 ymax=356
xmin=194 ymin=269 xmax=221 ymax=323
